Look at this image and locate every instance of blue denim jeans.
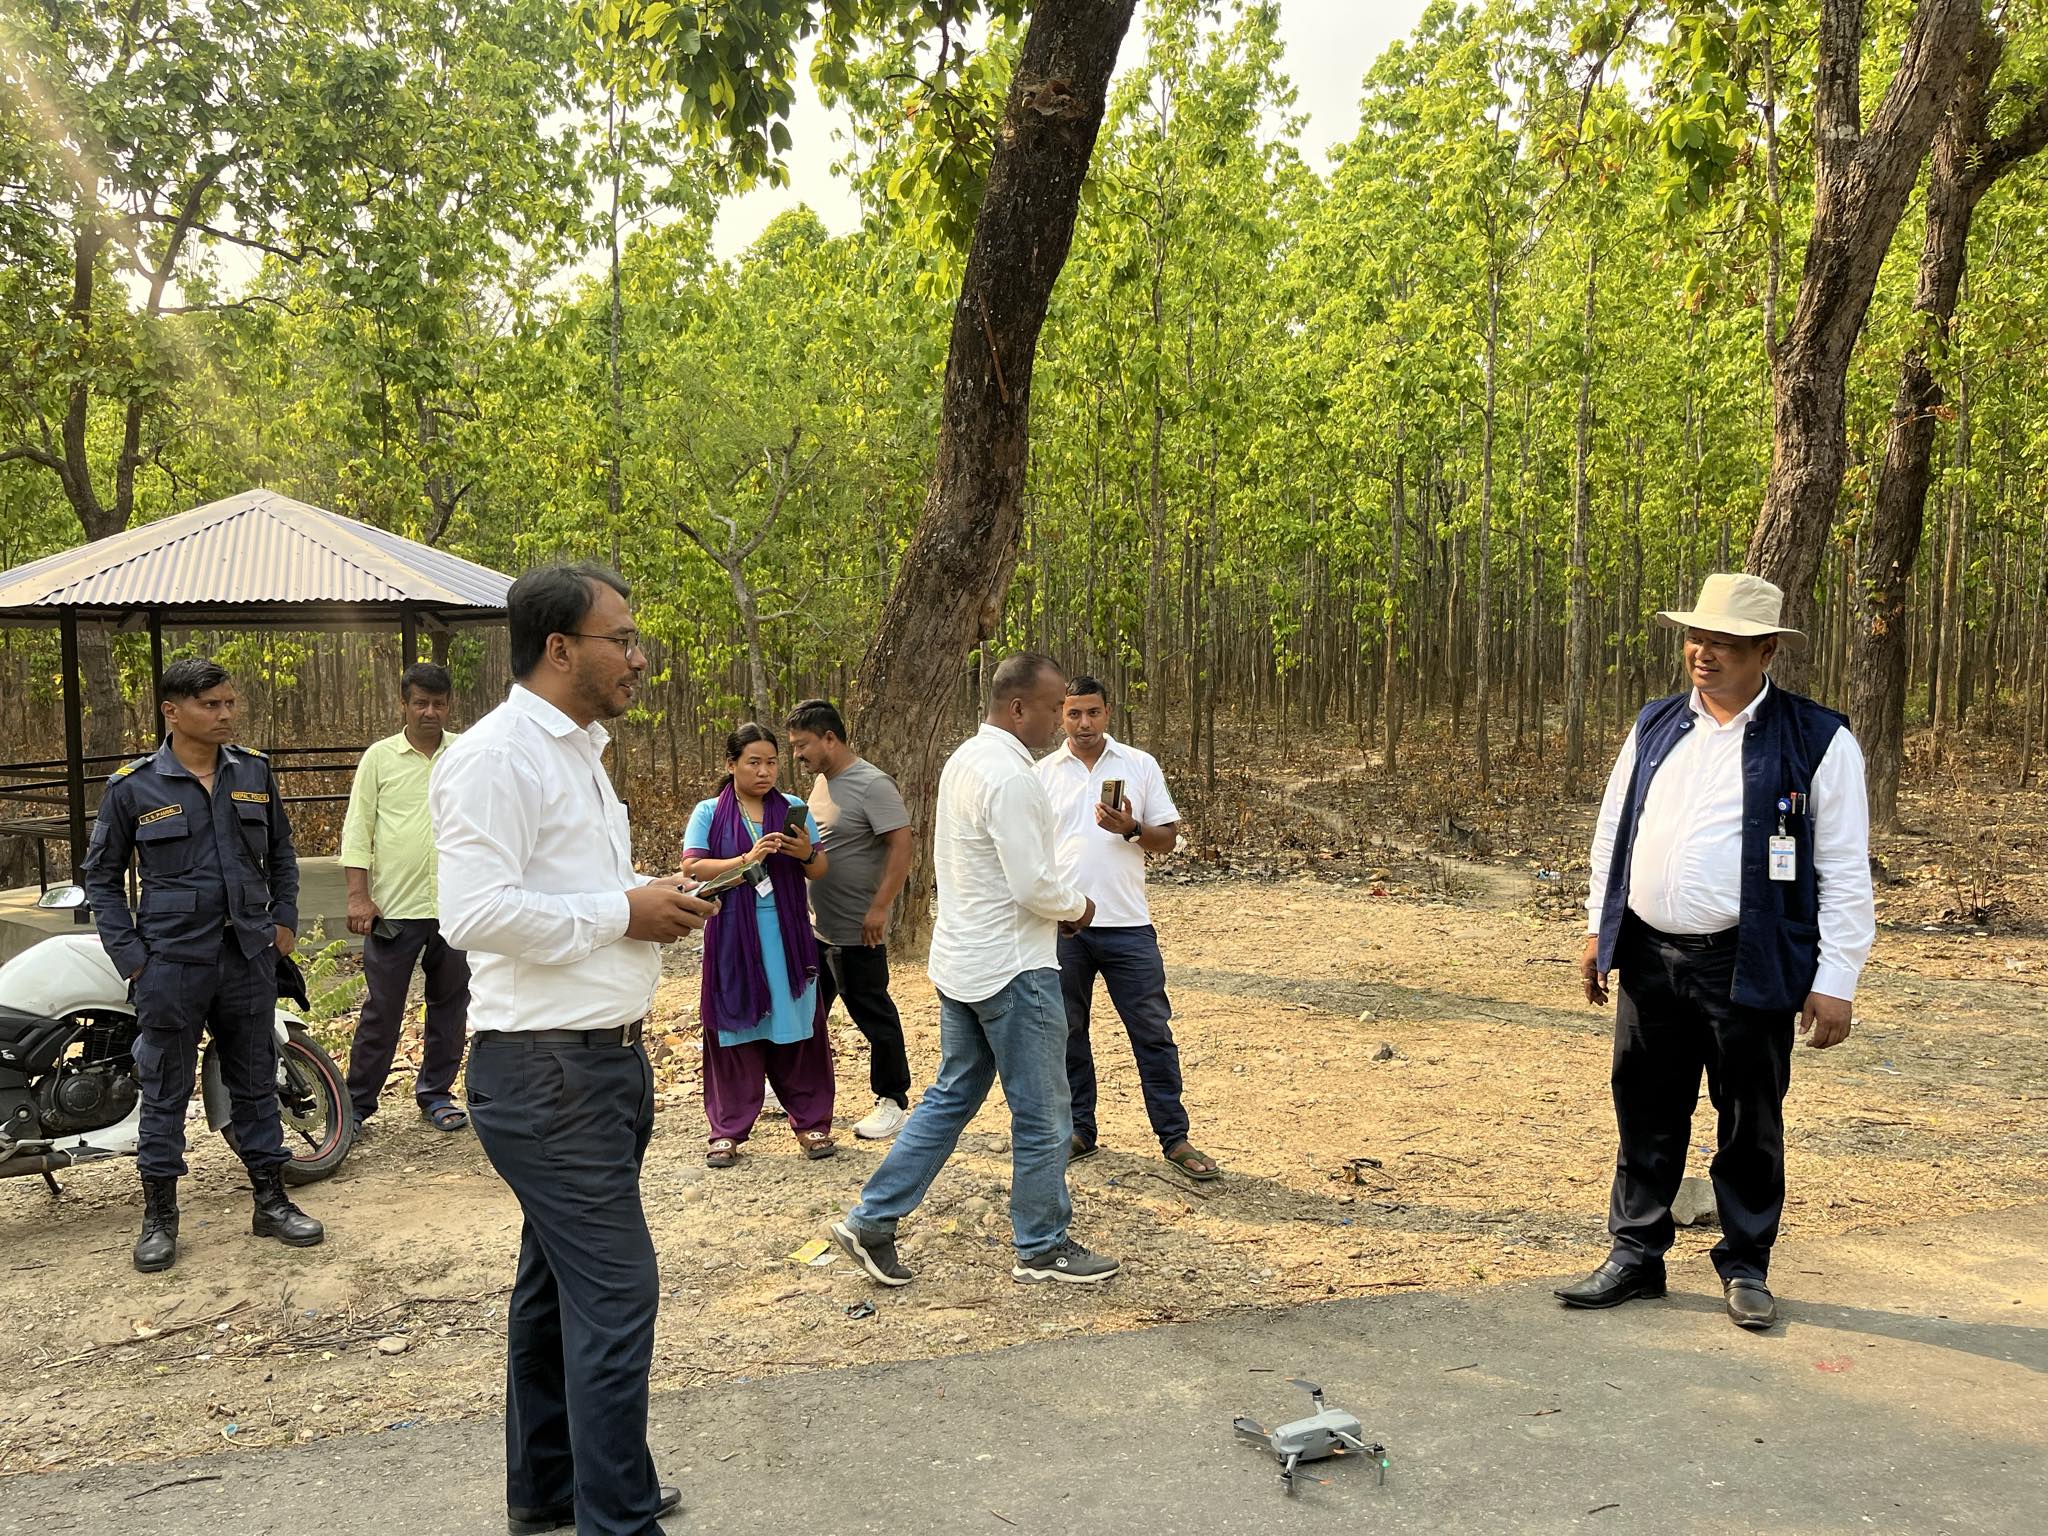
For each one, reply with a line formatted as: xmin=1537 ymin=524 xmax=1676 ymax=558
xmin=847 ymin=967 xmax=1073 ymax=1256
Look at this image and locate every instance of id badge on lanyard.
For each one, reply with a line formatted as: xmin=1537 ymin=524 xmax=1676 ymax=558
xmin=1768 ymin=793 xmax=1803 ymax=882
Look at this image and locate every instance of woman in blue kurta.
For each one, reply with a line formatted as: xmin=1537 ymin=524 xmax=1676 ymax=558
xmin=683 ymin=723 xmax=836 ymax=1167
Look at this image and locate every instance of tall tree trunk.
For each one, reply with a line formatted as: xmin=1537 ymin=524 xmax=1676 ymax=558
xmin=1383 ymin=445 xmax=1405 ymax=775
xmin=1566 ymin=238 xmax=1598 ymax=781
xmin=1934 ymin=380 xmax=1971 ymax=756
xmin=1850 ymin=16 xmax=2045 ymax=826
xmin=850 ymin=0 xmax=1138 ymax=949
xmin=1145 ymin=248 xmax=1170 ymax=750
xmin=1475 ymin=264 xmax=1499 ymax=786
xmin=1745 ymin=0 xmax=1977 ymax=689
xmin=607 ymin=78 xmax=626 ymax=563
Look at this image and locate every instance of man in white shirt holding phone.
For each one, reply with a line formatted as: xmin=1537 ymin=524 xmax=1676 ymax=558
xmin=434 ymin=562 xmax=715 ymax=1536
xmin=1038 ymin=676 xmax=1218 ymax=1183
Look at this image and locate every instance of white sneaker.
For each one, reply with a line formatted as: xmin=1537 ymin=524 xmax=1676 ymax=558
xmin=852 ymin=1097 xmax=909 ymax=1141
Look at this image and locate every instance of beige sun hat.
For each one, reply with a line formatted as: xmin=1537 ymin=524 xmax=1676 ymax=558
xmin=1654 ymin=572 xmax=1805 ymax=640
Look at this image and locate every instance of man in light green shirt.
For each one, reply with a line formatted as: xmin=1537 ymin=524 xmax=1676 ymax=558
xmin=339 ymin=663 xmax=471 ymax=1131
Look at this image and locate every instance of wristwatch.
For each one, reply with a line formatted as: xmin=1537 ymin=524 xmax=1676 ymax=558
xmin=1121 ymin=825 xmax=1140 ymax=842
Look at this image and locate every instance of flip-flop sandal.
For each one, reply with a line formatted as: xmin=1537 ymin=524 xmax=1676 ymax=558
xmin=1163 ymin=1141 xmax=1221 ymax=1182
xmin=421 ymin=1101 xmax=468 ymax=1132
xmin=796 ymin=1128 xmax=837 ymax=1161
xmin=1068 ymin=1134 xmax=1099 ymax=1162
xmin=707 ymin=1138 xmax=739 ymax=1168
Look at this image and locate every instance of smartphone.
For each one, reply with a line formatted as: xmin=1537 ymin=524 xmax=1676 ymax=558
xmin=783 ymin=806 xmax=808 ymax=840
xmin=1100 ymin=779 xmax=1126 ymax=812
xmin=693 ymin=864 xmax=765 ymax=901
xmin=371 ymin=917 xmax=402 ymax=943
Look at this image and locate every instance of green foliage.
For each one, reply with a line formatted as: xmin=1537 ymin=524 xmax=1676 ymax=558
xmin=6 ymin=0 xmax=2047 ymax=766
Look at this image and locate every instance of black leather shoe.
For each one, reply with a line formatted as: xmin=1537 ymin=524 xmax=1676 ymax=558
xmin=1724 ymin=1278 xmax=1777 ymax=1330
xmin=1555 ymin=1258 xmax=1666 ymax=1309
xmin=133 ymin=1175 xmax=179 ymax=1273
xmin=508 ymin=1485 xmax=681 ymax=1535
xmin=248 ymin=1166 xmax=324 ymax=1247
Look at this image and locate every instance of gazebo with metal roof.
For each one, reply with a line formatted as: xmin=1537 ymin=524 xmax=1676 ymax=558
xmin=0 ymin=488 xmax=512 ymax=882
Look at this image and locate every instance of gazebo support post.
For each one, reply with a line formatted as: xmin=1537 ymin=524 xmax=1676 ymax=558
xmin=58 ymin=608 xmax=88 ymax=914
xmin=401 ymin=605 xmax=419 ymax=666
xmin=148 ymin=612 xmax=166 ymax=744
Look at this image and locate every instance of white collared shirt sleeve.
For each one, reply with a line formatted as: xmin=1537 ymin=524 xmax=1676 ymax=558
xmin=985 ymin=771 xmax=1088 ymax=923
xmin=1809 ymin=728 xmax=1876 ymax=1001
xmin=1584 ymin=726 xmax=1638 ymax=935
xmin=432 ymin=746 xmax=632 ymax=964
xmin=1142 ymin=752 xmax=1180 ymax=826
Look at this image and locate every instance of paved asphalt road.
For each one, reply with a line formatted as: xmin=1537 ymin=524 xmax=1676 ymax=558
xmin=4 ymin=1205 xmax=2041 ymax=1536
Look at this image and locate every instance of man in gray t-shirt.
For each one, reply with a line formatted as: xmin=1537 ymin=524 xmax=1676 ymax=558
xmin=787 ymin=699 xmax=916 ymax=1141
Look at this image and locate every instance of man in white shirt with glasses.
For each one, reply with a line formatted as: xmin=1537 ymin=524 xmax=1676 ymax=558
xmin=434 ymin=562 xmax=715 ymax=1536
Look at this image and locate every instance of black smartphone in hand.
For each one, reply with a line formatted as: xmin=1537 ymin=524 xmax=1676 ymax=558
xmin=784 ymin=806 xmax=807 ymax=839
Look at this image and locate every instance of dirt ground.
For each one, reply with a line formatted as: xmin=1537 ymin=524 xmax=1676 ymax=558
xmin=5 ymin=821 xmax=2044 ymax=1477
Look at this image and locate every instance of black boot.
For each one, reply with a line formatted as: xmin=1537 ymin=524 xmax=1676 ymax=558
xmin=249 ymin=1165 xmax=324 ymax=1247
xmin=133 ymin=1176 xmax=179 ymax=1273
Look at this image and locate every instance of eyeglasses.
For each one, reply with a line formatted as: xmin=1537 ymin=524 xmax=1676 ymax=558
xmin=570 ymin=631 xmax=646 ymax=658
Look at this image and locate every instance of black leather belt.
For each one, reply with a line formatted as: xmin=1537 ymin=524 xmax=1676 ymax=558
xmin=1626 ymin=915 xmax=1737 ymax=952
xmin=477 ymin=1019 xmax=644 ymax=1047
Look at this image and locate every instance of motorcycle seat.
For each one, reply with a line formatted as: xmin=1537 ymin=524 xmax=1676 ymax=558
xmin=0 ymin=1004 xmax=65 ymax=1034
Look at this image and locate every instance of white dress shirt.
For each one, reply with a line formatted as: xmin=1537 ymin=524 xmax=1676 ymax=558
xmin=927 ymin=724 xmax=1088 ymax=1004
xmin=1037 ymin=734 xmax=1179 ymax=928
xmin=431 ymin=685 xmax=658 ymax=1032
xmin=1585 ymin=681 xmax=1876 ymax=1001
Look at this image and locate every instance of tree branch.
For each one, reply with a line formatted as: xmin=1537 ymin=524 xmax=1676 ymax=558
xmin=0 ymin=444 xmax=65 ymax=472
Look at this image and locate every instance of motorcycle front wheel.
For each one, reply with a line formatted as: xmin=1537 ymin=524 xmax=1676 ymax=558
xmin=222 ymin=1023 xmax=355 ymax=1184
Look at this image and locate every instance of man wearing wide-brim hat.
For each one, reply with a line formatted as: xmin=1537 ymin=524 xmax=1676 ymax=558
xmin=1558 ymin=573 xmax=1875 ymax=1331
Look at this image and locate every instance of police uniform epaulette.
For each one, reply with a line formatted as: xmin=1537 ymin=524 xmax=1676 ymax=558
xmin=240 ymin=746 xmax=267 ymax=759
xmin=113 ymin=756 xmax=151 ymax=779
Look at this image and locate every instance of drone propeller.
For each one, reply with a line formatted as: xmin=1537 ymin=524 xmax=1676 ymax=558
xmin=1232 ymin=1416 xmax=1273 ymax=1446
xmin=1286 ymin=1377 xmax=1321 ymax=1395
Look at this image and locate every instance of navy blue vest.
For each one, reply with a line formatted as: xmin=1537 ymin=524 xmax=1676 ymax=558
xmin=1595 ymin=685 xmax=1848 ymax=1013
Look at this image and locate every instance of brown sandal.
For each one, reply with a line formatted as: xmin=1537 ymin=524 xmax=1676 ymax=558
xmin=706 ymin=1138 xmax=739 ymax=1168
xmin=796 ymin=1128 xmax=837 ymax=1160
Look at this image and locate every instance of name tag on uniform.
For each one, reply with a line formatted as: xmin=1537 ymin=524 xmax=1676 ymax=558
xmin=1768 ymin=836 xmax=1797 ymax=882
xmin=138 ymin=804 xmax=182 ymax=826
xmin=230 ymin=790 xmax=270 ymax=803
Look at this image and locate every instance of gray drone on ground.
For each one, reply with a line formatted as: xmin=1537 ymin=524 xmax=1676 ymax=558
xmin=1234 ymin=1378 xmax=1389 ymax=1494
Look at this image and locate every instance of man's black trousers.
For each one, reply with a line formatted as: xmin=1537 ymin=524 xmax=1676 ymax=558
xmin=818 ymin=942 xmax=911 ymax=1107
xmin=345 ymin=917 xmax=470 ymax=1121
xmin=467 ymin=1032 xmax=665 ymax=1536
xmin=1607 ymin=918 xmax=1794 ymax=1284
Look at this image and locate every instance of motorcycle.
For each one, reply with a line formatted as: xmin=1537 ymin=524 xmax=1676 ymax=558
xmin=0 ymin=887 xmax=354 ymax=1191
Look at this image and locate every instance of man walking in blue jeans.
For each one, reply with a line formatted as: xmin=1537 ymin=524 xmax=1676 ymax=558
xmin=832 ymin=654 xmax=1120 ymax=1287
xmin=1039 ymin=677 xmax=1219 ymax=1183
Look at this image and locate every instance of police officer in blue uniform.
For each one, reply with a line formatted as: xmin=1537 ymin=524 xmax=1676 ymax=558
xmin=82 ymin=657 xmax=325 ymax=1272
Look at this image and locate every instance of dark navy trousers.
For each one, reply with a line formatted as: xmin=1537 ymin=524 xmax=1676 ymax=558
xmin=467 ymin=1032 xmax=665 ymax=1536
xmin=1058 ymin=924 xmax=1189 ymax=1151
xmin=132 ymin=937 xmax=286 ymax=1178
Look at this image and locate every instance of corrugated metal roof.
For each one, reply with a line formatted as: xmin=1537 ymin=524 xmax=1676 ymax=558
xmin=0 ymin=489 xmax=511 ymax=623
